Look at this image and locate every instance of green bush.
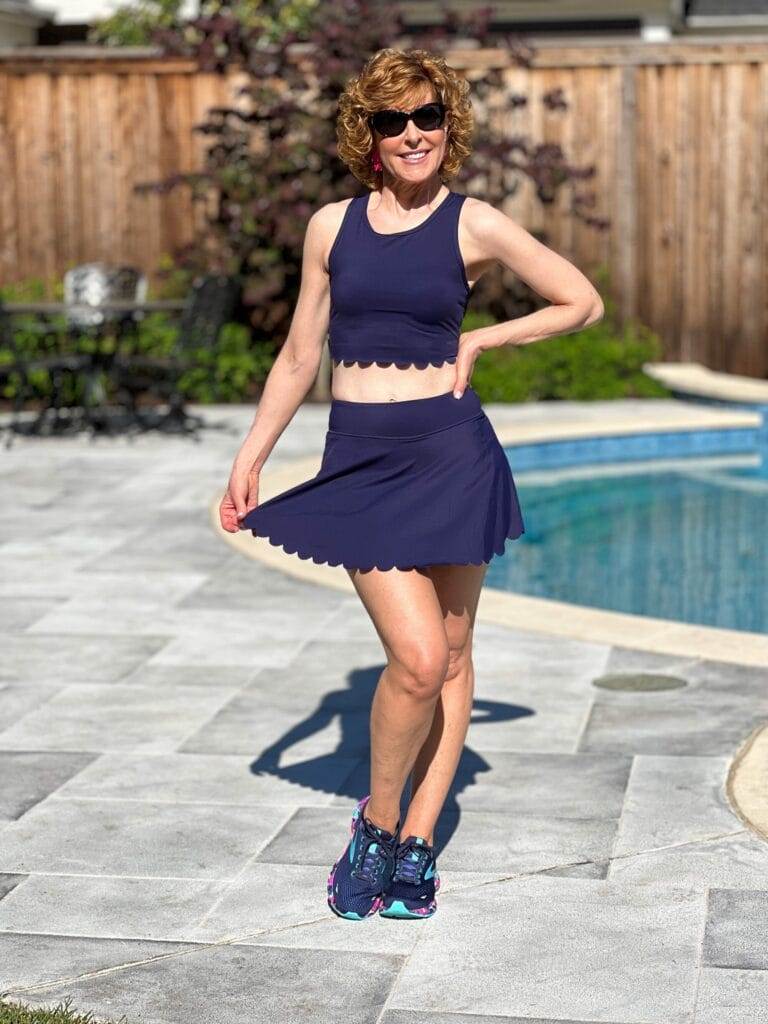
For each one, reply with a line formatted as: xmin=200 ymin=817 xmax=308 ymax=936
xmin=0 ymin=308 xmax=277 ymax=408
xmin=465 ymin=304 xmax=671 ymax=403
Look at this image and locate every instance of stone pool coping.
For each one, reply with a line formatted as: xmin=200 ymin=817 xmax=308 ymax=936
xmin=212 ymin=401 xmax=768 ymax=669
xmin=727 ymin=722 xmax=768 ymax=844
xmin=644 ymin=360 xmax=768 ymax=405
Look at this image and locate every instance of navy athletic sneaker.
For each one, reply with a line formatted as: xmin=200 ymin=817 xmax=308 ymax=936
xmin=326 ymin=794 xmax=400 ymax=920
xmin=379 ymin=834 xmax=440 ymax=919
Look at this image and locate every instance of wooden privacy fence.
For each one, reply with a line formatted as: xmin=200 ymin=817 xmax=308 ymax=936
xmin=0 ymin=39 xmax=766 ymax=377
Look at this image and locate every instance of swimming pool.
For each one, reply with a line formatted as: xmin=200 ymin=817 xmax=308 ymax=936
xmin=488 ymin=432 xmax=767 ymax=635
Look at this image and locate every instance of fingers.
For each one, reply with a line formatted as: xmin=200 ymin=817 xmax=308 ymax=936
xmin=453 ymin=354 xmax=472 ymax=399
xmin=220 ymin=465 xmax=261 ymax=534
xmin=219 ymin=491 xmax=240 ymax=533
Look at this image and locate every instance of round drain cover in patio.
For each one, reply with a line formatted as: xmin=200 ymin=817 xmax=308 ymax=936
xmin=591 ymin=672 xmax=688 ymax=692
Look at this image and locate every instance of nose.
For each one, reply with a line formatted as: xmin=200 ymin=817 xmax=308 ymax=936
xmin=403 ymin=119 xmax=422 ymax=144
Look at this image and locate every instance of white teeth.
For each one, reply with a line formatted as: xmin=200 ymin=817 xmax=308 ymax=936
xmin=401 ymin=151 xmax=428 ymax=161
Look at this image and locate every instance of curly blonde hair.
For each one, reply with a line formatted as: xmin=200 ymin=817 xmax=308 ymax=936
xmin=336 ymin=48 xmax=473 ymax=191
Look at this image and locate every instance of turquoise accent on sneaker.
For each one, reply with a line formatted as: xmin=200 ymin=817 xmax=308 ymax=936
xmin=379 ymin=834 xmax=440 ymax=919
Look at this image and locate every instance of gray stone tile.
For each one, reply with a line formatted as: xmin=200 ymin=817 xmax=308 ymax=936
xmin=431 ymin=810 xmax=616 ymax=873
xmin=0 ymin=597 xmax=63 ymax=631
xmin=318 ymin=599 xmax=384 ymax=641
xmin=388 ymin=876 xmax=702 ymax=1022
xmin=259 ymin=806 xmax=616 ymax=875
xmin=0 ymin=752 xmax=95 ymax=820
xmin=0 ymin=634 xmax=168 ymax=684
xmin=536 ymin=860 xmax=609 ymax=880
xmin=62 ymin=570 xmax=209 ymax=604
xmin=6 ymin=940 xmax=401 ymax=1024
xmin=0 ymin=560 xmax=87 ymax=598
xmin=0 ymin=873 xmax=226 ymax=942
xmin=115 ymin=663 xmax=258 ymax=689
xmin=237 ymin=870 xmax=508 ymax=957
xmin=444 ymin=750 xmax=631 ymax=818
xmin=578 ymin=690 xmax=768 ymax=756
xmin=382 ymin=1015 xmax=627 ymax=1024
xmin=685 ymin=658 xmax=768 ymax=700
xmin=0 ymin=685 xmax=61 ymax=731
xmin=329 ymin=750 xmax=629 ymax=822
xmin=245 ymin=913 xmax=422 ymax=957
xmin=702 ymin=889 xmax=768 ymax=969
xmin=694 ymin=968 xmax=768 ymax=1024
xmin=27 ymin=601 xmax=336 ymax=646
xmin=470 ymin=627 xmax=610 ymax=681
xmin=612 ymin=755 xmax=737 ymax=856
xmin=0 ymin=684 xmax=239 ymax=754
xmin=0 ymin=528 xmax=129 ymax=565
xmin=181 ymin=566 xmax=345 ymax=615
xmin=57 ymin=752 xmax=357 ymax=807
xmin=603 ymin=646 xmax=701 ymax=677
xmin=256 ymin=807 xmax=367 ymax=867
xmin=79 ymin=523 xmax=235 ymax=574
xmin=243 ymin=647 xmax=385 ymax=711
xmin=0 ymin=874 xmax=25 ymax=901
xmin=0 ymin=933 xmax=198 ymax=992
xmin=179 ymin=692 xmax=371 ymax=763
xmin=380 ymin=755 xmax=627 ymax=828
xmin=464 ymin=684 xmax=592 ymax=754
xmin=608 ymin=832 xmax=768 ymax=889
xmin=185 ymin=862 xmax=421 ymax=953
xmin=145 ymin=632 xmax=313 ymax=670
xmin=0 ymin=798 xmax=294 ymax=879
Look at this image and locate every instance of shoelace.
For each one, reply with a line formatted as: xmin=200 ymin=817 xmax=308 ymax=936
xmin=392 ymin=842 xmax=431 ymax=885
xmin=352 ymin=834 xmax=390 ymax=884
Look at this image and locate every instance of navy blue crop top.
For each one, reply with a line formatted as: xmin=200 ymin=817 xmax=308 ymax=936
xmin=328 ymin=189 xmax=471 ymax=369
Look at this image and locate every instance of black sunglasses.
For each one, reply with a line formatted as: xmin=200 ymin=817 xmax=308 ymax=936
xmin=368 ymin=101 xmax=447 ymax=138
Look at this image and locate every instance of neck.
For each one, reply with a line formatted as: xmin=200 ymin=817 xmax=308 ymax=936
xmin=374 ymin=176 xmax=446 ymax=210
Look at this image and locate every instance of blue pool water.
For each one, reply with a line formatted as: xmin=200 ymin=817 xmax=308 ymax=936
xmin=487 ymin=438 xmax=768 ymax=635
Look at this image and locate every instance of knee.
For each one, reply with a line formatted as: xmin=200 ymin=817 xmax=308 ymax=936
xmin=391 ymin=642 xmax=450 ymax=701
xmin=444 ymin=643 xmax=473 ymax=683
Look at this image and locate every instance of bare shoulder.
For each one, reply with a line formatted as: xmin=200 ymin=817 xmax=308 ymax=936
xmin=308 ymin=197 xmax=356 ymax=267
xmin=460 ymin=194 xmax=560 ymax=267
xmin=460 ymin=195 xmax=525 ymax=241
xmin=310 ymin=197 xmax=355 ymax=239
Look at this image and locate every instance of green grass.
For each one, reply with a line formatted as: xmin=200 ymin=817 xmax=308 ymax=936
xmin=0 ymin=997 xmax=128 ymax=1024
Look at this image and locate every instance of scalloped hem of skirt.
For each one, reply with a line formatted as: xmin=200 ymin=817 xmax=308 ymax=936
xmin=247 ymin=526 xmax=525 ymax=571
xmin=331 ymin=356 xmax=458 ymax=370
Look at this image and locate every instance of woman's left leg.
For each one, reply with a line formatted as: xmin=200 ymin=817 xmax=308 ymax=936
xmin=399 ymin=562 xmax=488 ymax=845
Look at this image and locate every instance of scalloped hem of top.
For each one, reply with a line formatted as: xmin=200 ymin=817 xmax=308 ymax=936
xmin=247 ymin=526 xmax=525 ymax=571
xmin=332 ymin=356 xmax=458 ymax=370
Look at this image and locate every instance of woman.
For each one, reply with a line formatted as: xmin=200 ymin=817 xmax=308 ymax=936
xmin=220 ymin=47 xmax=603 ymax=921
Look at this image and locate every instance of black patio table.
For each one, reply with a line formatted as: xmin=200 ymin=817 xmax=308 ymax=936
xmin=3 ymin=299 xmax=188 ymax=438
xmin=4 ymin=300 xmax=186 ymax=316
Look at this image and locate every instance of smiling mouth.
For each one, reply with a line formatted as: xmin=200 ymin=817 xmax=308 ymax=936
xmin=399 ymin=151 xmax=430 ymax=162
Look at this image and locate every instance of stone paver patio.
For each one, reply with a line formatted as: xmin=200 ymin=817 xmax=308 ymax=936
xmin=1 ymin=399 xmax=767 ymax=1024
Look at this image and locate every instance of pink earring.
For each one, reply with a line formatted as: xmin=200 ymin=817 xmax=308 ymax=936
xmin=371 ymin=150 xmax=382 ymax=173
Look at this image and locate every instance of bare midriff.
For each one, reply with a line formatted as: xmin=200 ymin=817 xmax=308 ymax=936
xmin=330 ymin=360 xmax=458 ymax=403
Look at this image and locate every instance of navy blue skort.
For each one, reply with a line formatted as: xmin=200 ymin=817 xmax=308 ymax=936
xmin=240 ymin=386 xmax=525 ymax=571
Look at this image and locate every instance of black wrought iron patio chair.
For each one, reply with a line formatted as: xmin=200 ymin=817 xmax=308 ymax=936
xmin=0 ymin=298 xmax=92 ymax=445
xmin=63 ymin=263 xmax=148 ymax=334
xmin=110 ymin=274 xmax=241 ymax=437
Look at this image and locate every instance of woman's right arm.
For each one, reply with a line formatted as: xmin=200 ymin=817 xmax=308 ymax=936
xmin=219 ymin=202 xmax=340 ymax=533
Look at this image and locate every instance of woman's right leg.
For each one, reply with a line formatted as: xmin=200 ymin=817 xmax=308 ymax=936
xmin=346 ymin=565 xmax=450 ymax=834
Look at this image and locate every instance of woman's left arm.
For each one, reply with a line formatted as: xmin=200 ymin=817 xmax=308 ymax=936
xmin=453 ymin=198 xmax=605 ymax=397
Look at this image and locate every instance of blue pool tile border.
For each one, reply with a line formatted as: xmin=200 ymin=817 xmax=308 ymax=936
xmin=671 ymin=393 xmax=768 ymax=442
xmin=505 ymin=426 xmax=760 ymax=471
